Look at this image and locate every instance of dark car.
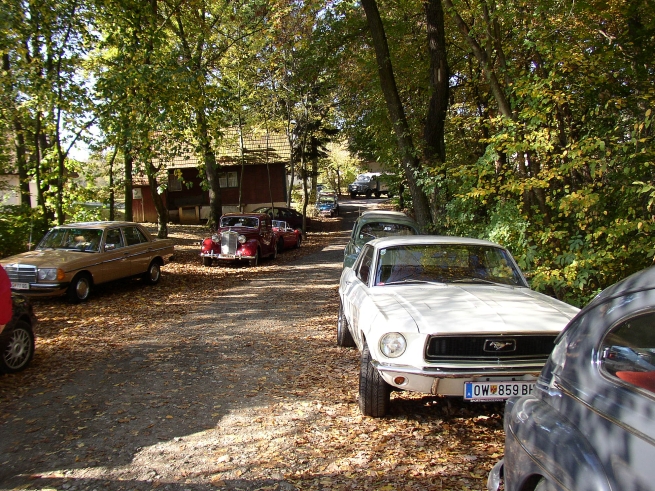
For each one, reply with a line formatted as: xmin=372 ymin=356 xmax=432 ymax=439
xmin=200 ymin=213 xmax=277 ymax=267
xmin=488 ymin=266 xmax=655 ymax=491
xmin=343 ymin=210 xmax=420 ymax=269
xmin=251 ymin=207 xmax=310 ymax=231
xmin=0 ymin=295 xmax=36 ymax=374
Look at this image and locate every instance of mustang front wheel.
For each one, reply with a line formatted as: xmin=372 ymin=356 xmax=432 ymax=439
xmin=0 ymin=321 xmax=35 ymax=374
xmin=337 ymin=300 xmax=356 ymax=347
xmin=359 ymin=342 xmax=391 ymax=417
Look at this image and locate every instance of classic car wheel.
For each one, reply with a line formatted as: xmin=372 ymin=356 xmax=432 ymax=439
xmin=144 ymin=261 xmax=161 ymax=285
xmin=0 ymin=320 xmax=35 ymax=374
xmin=296 ymin=235 xmax=302 ymax=249
xmin=271 ymin=242 xmax=278 ymax=260
xmin=337 ymin=300 xmax=356 ymax=347
xmin=534 ymin=479 xmax=558 ymax=491
xmin=350 ymin=191 xmax=356 ymax=199
xmin=277 ymin=237 xmax=285 ymax=252
xmin=67 ymin=274 xmax=91 ymax=303
xmin=202 ymin=257 xmax=212 ymax=267
xmin=359 ymin=342 xmax=391 ymax=417
xmin=249 ymin=250 xmax=259 ymax=267
xmin=375 ymin=191 xmax=381 ymax=198
xmin=365 ymin=190 xmax=372 ymax=199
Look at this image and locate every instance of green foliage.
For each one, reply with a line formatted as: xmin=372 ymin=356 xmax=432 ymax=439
xmin=0 ymin=207 xmax=50 ymax=259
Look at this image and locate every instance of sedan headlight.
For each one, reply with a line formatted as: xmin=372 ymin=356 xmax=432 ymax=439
xmin=380 ymin=333 xmax=407 ymax=358
xmin=38 ymin=268 xmax=64 ymax=282
xmin=238 ymin=235 xmax=247 ymax=244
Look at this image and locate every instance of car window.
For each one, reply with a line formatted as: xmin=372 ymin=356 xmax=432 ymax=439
xmin=38 ymin=228 xmax=103 ymax=252
xmin=355 ymin=221 xmax=417 ymax=247
xmin=123 ymin=226 xmax=148 ymax=246
xmin=105 ymin=228 xmax=124 ymax=250
xmin=356 ymin=245 xmax=375 ymax=285
xmin=374 ymin=244 xmax=525 ymax=286
xmin=601 ymin=311 xmax=655 ymax=394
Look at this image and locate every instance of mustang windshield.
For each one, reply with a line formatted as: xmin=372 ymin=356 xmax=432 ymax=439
xmin=38 ymin=228 xmax=103 ymax=252
xmin=221 ymin=216 xmax=259 ymax=228
xmin=375 ymin=244 xmax=526 ymax=287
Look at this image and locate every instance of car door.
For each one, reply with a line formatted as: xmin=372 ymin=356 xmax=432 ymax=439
xmin=121 ymin=225 xmax=151 ymax=275
xmin=100 ymin=227 xmax=131 ymax=282
xmin=343 ymin=245 xmax=374 ymax=345
xmin=259 ymin=217 xmax=275 ymax=255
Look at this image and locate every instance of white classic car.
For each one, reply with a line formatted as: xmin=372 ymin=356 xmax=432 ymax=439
xmin=337 ymin=235 xmax=580 ymax=417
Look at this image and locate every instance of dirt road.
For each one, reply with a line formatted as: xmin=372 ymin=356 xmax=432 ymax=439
xmin=0 ymin=202 xmax=504 ymax=491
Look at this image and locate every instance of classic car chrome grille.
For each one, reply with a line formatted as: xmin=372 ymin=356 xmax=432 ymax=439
xmin=3 ymin=264 xmax=36 ymax=283
xmin=4 ymin=264 xmax=37 ymax=283
xmin=220 ymin=231 xmax=238 ymax=255
xmin=425 ymin=335 xmax=557 ymax=362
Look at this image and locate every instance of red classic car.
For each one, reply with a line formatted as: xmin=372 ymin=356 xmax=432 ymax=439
xmin=200 ymin=213 xmax=277 ymax=267
xmin=272 ymin=220 xmax=302 ymax=251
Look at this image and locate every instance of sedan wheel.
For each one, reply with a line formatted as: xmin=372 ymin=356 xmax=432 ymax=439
xmin=144 ymin=261 xmax=161 ymax=285
xmin=0 ymin=321 xmax=35 ymax=374
xmin=337 ymin=300 xmax=356 ymax=347
xmin=359 ymin=342 xmax=391 ymax=417
xmin=67 ymin=274 xmax=91 ymax=303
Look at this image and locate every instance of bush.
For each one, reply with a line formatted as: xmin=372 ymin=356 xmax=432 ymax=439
xmin=0 ymin=207 xmax=50 ymax=259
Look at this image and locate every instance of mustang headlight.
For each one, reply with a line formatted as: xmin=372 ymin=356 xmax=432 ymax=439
xmin=38 ymin=268 xmax=64 ymax=282
xmin=380 ymin=333 xmax=407 ymax=358
xmin=238 ymin=235 xmax=247 ymax=244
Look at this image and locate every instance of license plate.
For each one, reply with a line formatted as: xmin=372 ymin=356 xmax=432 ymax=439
xmin=219 ymin=254 xmax=236 ymax=259
xmin=464 ymin=381 xmax=534 ymax=401
xmin=11 ymin=282 xmax=30 ymax=290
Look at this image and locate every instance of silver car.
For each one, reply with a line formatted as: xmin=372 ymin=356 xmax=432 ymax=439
xmin=488 ymin=266 xmax=655 ymax=491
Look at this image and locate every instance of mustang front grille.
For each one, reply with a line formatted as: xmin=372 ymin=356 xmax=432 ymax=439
xmin=4 ymin=264 xmax=37 ymax=283
xmin=220 ymin=231 xmax=238 ymax=255
xmin=425 ymin=335 xmax=557 ymax=362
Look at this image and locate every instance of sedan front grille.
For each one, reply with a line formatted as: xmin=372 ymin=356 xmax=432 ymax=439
xmin=425 ymin=335 xmax=557 ymax=362
xmin=220 ymin=231 xmax=238 ymax=255
xmin=4 ymin=264 xmax=37 ymax=283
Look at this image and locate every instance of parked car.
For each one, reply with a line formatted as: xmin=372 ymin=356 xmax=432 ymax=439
xmin=0 ymin=294 xmax=36 ymax=374
xmin=315 ymin=194 xmax=339 ymax=217
xmin=343 ymin=210 xmax=420 ymax=269
xmin=337 ymin=235 xmax=579 ymax=417
xmin=251 ymin=206 xmax=310 ymax=231
xmin=348 ymin=172 xmax=392 ymax=199
xmin=272 ymin=220 xmax=302 ymax=250
xmin=200 ymin=213 xmax=277 ymax=267
xmin=0 ymin=221 xmax=175 ymax=303
xmin=487 ymin=266 xmax=655 ymax=491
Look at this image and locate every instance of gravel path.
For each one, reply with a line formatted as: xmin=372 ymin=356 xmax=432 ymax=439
xmin=0 ymin=202 xmax=505 ymax=491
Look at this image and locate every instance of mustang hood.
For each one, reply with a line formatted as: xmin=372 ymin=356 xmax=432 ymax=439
xmin=372 ymin=285 xmax=579 ymax=335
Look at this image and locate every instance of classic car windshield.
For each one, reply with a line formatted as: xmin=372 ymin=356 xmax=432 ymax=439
xmin=355 ymin=222 xmax=416 ymax=246
xmin=355 ymin=174 xmax=371 ymax=182
xmin=37 ymin=228 xmax=103 ymax=253
xmin=375 ymin=244 xmax=525 ymax=286
xmin=220 ymin=216 xmax=259 ymax=228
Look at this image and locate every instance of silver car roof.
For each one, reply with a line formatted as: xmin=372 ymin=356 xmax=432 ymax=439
xmin=366 ymin=235 xmax=508 ymax=250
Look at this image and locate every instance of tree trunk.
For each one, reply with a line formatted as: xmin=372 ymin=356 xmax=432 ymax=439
xmin=147 ymin=161 xmax=168 ymax=238
xmin=197 ymin=111 xmax=222 ymax=230
xmin=360 ymin=0 xmax=432 ymax=229
xmin=424 ymin=0 xmax=449 ymax=164
xmin=124 ymin=145 xmax=134 ymax=222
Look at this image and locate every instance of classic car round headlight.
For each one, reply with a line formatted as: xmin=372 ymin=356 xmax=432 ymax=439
xmin=238 ymin=235 xmax=247 ymax=244
xmin=380 ymin=333 xmax=407 ymax=358
xmin=211 ymin=234 xmax=220 ymax=243
xmin=37 ymin=268 xmax=60 ymax=281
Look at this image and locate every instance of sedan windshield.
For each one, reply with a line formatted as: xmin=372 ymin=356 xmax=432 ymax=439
xmin=221 ymin=216 xmax=259 ymax=228
xmin=355 ymin=221 xmax=417 ymax=247
xmin=375 ymin=244 xmax=526 ymax=287
xmin=38 ymin=228 xmax=103 ymax=252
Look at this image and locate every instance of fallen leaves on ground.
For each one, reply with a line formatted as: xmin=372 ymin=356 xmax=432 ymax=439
xmin=0 ymin=220 xmax=505 ymax=491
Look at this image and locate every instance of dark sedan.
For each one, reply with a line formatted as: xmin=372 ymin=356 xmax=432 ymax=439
xmin=488 ymin=266 xmax=655 ymax=491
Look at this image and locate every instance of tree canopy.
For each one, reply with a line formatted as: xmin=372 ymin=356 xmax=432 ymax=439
xmin=0 ymin=0 xmax=653 ymax=305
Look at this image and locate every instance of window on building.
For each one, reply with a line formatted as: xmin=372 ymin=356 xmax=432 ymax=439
xmin=219 ymin=171 xmax=238 ymax=188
